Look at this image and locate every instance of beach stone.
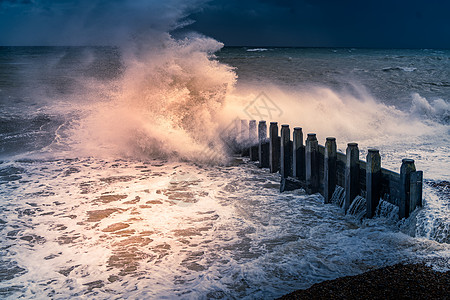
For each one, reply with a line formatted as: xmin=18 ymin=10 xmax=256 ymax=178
xmin=278 ymin=264 xmax=450 ymax=300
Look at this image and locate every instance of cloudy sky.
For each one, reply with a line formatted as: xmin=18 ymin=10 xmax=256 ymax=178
xmin=1 ymin=0 xmax=449 ymax=48
xmin=188 ymin=0 xmax=450 ymax=48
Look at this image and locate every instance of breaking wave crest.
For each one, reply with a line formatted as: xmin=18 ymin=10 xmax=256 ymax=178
xmin=410 ymin=93 xmax=450 ymax=124
xmin=72 ymin=35 xmax=237 ymax=162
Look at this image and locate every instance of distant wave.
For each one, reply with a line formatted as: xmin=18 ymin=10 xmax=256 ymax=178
xmin=246 ymin=48 xmax=268 ymax=52
xmin=382 ymin=66 xmax=417 ymax=72
xmin=410 ymin=93 xmax=450 ymax=124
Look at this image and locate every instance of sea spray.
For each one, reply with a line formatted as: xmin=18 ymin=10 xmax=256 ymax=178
xmin=73 ymin=35 xmax=237 ymax=161
xmin=231 ymin=85 xmax=446 ymax=146
xmin=410 ymin=93 xmax=450 ymax=124
xmin=414 ymin=184 xmax=450 ymax=244
xmin=0 ymin=0 xmax=242 ymax=162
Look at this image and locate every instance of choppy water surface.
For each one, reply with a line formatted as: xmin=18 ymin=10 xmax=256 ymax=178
xmin=1 ymin=157 xmax=448 ymax=299
xmin=0 ymin=47 xmax=449 ymax=299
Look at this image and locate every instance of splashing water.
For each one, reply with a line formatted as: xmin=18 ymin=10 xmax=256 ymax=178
xmin=376 ymin=200 xmax=399 ymax=220
xmin=69 ymin=35 xmax=237 ymax=161
xmin=410 ymin=93 xmax=450 ymax=124
xmin=331 ymin=186 xmax=345 ymax=208
xmin=414 ymin=184 xmax=450 ymax=244
xmin=347 ymin=196 xmax=367 ymax=221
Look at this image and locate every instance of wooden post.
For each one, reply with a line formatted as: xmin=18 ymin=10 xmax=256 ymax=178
xmin=399 ymin=159 xmax=416 ymax=219
xmin=249 ymin=120 xmax=258 ymax=161
xmin=280 ymin=125 xmax=291 ymax=178
xmin=293 ymin=127 xmax=305 ymax=181
xmin=344 ymin=143 xmax=359 ymax=212
xmin=249 ymin=120 xmax=257 ymax=142
xmin=258 ymin=121 xmax=269 ymax=168
xmin=240 ymin=119 xmax=249 ymax=156
xmin=269 ymin=122 xmax=280 ymax=173
xmin=305 ymin=133 xmax=319 ymax=193
xmin=410 ymin=170 xmax=423 ymax=214
xmin=324 ymin=137 xmax=337 ymax=204
xmin=366 ymin=149 xmax=381 ymax=218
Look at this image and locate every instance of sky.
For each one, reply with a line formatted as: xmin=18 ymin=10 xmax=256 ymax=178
xmin=187 ymin=0 xmax=450 ymax=48
xmin=1 ymin=0 xmax=450 ymax=48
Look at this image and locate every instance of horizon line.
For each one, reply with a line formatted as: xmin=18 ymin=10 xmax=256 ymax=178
xmin=0 ymin=45 xmax=449 ymax=50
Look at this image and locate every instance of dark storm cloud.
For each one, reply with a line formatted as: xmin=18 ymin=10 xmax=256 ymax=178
xmin=0 ymin=0 xmax=206 ymax=46
xmin=1 ymin=0 xmax=449 ymax=47
xmin=187 ymin=0 xmax=450 ymax=48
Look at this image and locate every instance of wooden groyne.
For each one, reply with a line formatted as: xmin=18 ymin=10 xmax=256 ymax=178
xmin=233 ymin=119 xmax=423 ymax=220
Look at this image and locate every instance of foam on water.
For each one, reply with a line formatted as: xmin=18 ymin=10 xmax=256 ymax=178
xmin=414 ymin=184 xmax=450 ymax=244
xmin=246 ymin=48 xmax=269 ymax=52
xmin=0 ymin=158 xmax=449 ymax=299
xmin=410 ymin=93 xmax=450 ymax=124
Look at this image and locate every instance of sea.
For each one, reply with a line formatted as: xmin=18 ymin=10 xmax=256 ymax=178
xmin=0 ymin=45 xmax=449 ymax=299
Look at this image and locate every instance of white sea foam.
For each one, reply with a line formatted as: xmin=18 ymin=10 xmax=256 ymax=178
xmin=410 ymin=93 xmax=450 ymax=123
xmin=382 ymin=66 xmax=417 ymax=72
xmin=246 ymin=48 xmax=269 ymax=52
xmin=400 ymin=67 xmax=417 ymax=72
xmin=414 ymin=184 xmax=450 ymax=244
xmin=0 ymin=158 xmax=449 ymax=299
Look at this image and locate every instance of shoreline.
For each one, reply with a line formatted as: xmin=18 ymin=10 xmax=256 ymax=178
xmin=278 ymin=263 xmax=449 ymax=299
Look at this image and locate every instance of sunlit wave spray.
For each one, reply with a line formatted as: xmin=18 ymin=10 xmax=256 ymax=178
xmin=38 ymin=1 xmax=240 ymax=162
xmin=75 ymin=35 xmax=237 ymax=161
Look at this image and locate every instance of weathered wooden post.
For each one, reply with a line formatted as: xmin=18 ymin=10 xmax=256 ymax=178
xmin=324 ymin=137 xmax=337 ymax=204
xmin=269 ymin=122 xmax=280 ymax=173
xmin=240 ymin=119 xmax=249 ymax=156
xmin=399 ymin=159 xmax=416 ymax=219
xmin=249 ymin=120 xmax=258 ymax=161
xmin=293 ymin=127 xmax=305 ymax=181
xmin=366 ymin=149 xmax=381 ymax=218
xmin=410 ymin=170 xmax=423 ymax=213
xmin=258 ymin=121 xmax=269 ymax=168
xmin=344 ymin=143 xmax=359 ymax=212
xmin=305 ymin=133 xmax=319 ymax=193
xmin=280 ymin=125 xmax=291 ymax=178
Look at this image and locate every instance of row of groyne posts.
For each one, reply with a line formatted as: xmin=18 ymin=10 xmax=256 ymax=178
xmin=227 ymin=119 xmax=423 ymax=220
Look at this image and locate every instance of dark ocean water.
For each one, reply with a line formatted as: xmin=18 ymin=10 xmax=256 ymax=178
xmin=0 ymin=46 xmax=448 ymax=299
xmin=218 ymin=47 xmax=450 ymax=111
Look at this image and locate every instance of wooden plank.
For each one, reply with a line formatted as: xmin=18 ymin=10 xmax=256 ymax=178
xmin=380 ymin=168 xmax=400 ymax=206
